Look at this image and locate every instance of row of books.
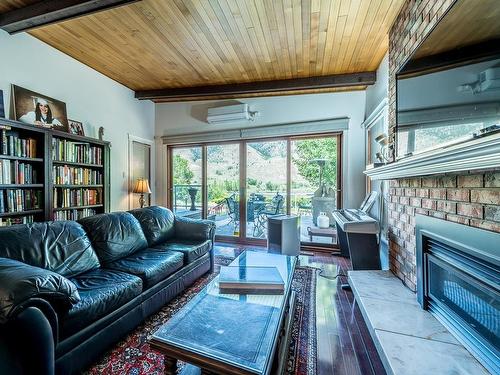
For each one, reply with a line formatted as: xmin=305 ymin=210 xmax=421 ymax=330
xmin=52 ymin=138 xmax=103 ymax=165
xmin=0 ymin=215 xmax=34 ymax=227
xmin=0 ymin=159 xmax=38 ymax=184
xmin=54 ymin=208 xmax=97 ymax=221
xmin=0 ymin=189 xmax=42 ymax=213
xmin=1 ymin=128 xmax=38 ymax=158
xmin=53 ymin=165 xmax=103 ymax=185
xmin=53 ymin=188 xmax=101 ymax=208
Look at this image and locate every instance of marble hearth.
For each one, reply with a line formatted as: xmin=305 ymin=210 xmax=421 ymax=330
xmin=348 ymin=270 xmax=488 ymax=375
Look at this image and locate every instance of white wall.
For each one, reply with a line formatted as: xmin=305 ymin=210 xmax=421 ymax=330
xmin=155 ymin=91 xmax=367 ymax=209
xmin=365 ymin=53 xmax=389 ymax=117
xmin=364 ymin=53 xmax=390 ymax=269
xmin=0 ymin=31 xmax=155 ymax=211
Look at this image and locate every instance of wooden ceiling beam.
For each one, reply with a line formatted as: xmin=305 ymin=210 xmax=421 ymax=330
xmin=135 ymin=72 xmax=376 ymax=102
xmin=0 ymin=0 xmax=140 ymax=34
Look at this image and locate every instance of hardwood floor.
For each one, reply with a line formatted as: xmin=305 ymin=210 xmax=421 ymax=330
xmin=213 ymin=243 xmax=386 ymax=375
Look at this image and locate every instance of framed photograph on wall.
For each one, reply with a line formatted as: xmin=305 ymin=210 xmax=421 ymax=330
xmin=68 ymin=119 xmax=85 ymax=136
xmin=0 ymin=89 xmax=5 ymax=118
xmin=12 ymin=84 xmax=68 ymax=131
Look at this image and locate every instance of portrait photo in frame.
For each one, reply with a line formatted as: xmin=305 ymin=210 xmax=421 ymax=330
xmin=12 ymin=85 xmax=68 ymax=131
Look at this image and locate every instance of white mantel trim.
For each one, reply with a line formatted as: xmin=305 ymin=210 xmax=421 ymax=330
xmin=361 ymin=98 xmax=388 ymax=129
xmin=365 ymin=133 xmax=500 ymax=180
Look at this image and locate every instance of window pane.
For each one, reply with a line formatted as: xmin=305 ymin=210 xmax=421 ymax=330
xmin=207 ymin=144 xmax=240 ymax=237
xmin=291 ymin=137 xmax=338 ymax=245
xmin=246 ymin=140 xmax=287 ymax=239
xmin=172 ymin=147 xmax=202 ymax=218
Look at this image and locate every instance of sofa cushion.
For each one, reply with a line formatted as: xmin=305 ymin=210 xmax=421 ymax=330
xmin=0 ymin=221 xmax=100 ymax=278
xmin=154 ymin=240 xmax=211 ymax=264
xmin=106 ymin=248 xmax=184 ymax=289
xmin=0 ymin=258 xmax=80 ymax=324
xmin=62 ymin=269 xmax=142 ymax=338
xmin=128 ymin=206 xmax=175 ymax=246
xmin=78 ymin=212 xmax=148 ymax=265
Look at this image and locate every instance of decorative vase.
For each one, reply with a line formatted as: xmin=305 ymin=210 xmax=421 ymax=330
xmin=317 ymin=212 xmax=330 ymax=228
xmin=187 ymin=187 xmax=198 ymax=211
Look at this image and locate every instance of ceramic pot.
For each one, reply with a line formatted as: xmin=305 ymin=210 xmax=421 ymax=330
xmin=317 ymin=212 xmax=330 ymax=228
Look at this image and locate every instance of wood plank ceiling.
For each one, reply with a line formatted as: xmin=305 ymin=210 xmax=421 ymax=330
xmin=0 ymin=0 xmax=39 ymax=14
xmin=1 ymin=0 xmax=404 ymax=100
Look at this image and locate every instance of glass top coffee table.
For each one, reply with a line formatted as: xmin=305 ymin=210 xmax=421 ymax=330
xmin=150 ymin=251 xmax=297 ymax=375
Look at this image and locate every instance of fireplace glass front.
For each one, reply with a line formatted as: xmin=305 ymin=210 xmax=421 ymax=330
xmin=416 ymin=215 xmax=500 ymax=374
xmin=427 ymin=255 xmax=499 ymax=355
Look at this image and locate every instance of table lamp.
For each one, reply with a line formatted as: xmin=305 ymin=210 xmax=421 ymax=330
xmin=133 ymin=178 xmax=151 ymax=208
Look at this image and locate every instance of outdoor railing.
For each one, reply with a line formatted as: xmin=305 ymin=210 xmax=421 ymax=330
xmin=173 ymin=186 xmax=336 ymax=219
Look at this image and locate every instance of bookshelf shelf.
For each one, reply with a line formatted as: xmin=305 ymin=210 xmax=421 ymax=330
xmin=0 ymin=118 xmax=110 ymax=226
xmin=0 ymin=184 xmax=44 ymax=188
xmin=0 ymin=209 xmax=44 ymax=218
xmin=52 ymin=160 xmax=104 ymax=168
xmin=54 ymin=204 xmax=104 ymax=211
xmin=0 ymin=155 xmax=44 ymax=162
xmin=53 ymin=184 xmax=103 ymax=188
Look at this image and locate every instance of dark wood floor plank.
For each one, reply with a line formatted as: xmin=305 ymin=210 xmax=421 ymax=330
xmin=213 ymin=243 xmax=386 ymax=375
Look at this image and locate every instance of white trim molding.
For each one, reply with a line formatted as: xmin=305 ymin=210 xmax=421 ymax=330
xmin=128 ymin=134 xmax=155 ymax=209
xmin=365 ymin=133 xmax=500 ymax=180
xmin=361 ymin=98 xmax=388 ymax=129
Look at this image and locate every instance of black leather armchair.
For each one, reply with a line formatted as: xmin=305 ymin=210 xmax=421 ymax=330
xmin=0 ymin=207 xmax=215 ymax=375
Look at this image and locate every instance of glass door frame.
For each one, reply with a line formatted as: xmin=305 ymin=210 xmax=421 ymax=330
xmin=166 ymin=132 xmax=343 ymax=249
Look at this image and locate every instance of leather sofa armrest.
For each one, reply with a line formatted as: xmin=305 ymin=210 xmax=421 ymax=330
xmin=0 ymin=258 xmax=80 ymax=324
xmin=1 ymin=304 xmax=57 ymax=375
xmin=174 ymin=216 xmax=216 ymax=243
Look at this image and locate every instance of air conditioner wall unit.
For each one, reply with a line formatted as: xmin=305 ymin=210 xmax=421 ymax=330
xmin=207 ymin=104 xmax=258 ymax=124
xmin=479 ymin=67 xmax=500 ymax=92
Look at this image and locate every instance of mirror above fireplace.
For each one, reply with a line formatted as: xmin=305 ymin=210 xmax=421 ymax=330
xmin=396 ymin=0 xmax=500 ymax=160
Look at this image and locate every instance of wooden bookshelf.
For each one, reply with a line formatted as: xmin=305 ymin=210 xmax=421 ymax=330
xmin=0 ymin=118 xmax=110 ymax=226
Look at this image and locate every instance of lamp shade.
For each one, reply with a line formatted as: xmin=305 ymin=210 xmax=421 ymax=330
xmin=133 ymin=178 xmax=152 ymax=194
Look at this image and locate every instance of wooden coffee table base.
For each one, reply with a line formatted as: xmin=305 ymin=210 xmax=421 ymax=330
xmin=163 ymin=356 xmax=177 ymax=375
xmin=162 ymin=357 xmax=218 ymax=375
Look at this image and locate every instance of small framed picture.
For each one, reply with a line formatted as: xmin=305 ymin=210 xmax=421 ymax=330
xmin=12 ymin=84 xmax=68 ymax=131
xmin=68 ymin=119 xmax=85 ymax=136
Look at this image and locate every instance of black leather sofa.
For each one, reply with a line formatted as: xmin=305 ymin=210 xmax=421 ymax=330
xmin=0 ymin=206 xmax=215 ymax=375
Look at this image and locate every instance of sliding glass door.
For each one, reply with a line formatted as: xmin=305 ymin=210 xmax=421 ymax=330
xmin=168 ymin=133 xmax=341 ymax=248
xmin=290 ymin=136 xmax=340 ymax=245
xmin=171 ymin=146 xmax=202 ymax=218
xmin=206 ymin=143 xmax=240 ymax=237
xmin=246 ymin=140 xmax=287 ymax=239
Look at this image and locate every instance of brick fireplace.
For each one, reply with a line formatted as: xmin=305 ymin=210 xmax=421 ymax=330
xmin=386 ymin=0 xmax=500 ymax=291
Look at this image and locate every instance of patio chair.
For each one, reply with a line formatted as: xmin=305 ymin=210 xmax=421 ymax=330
xmin=253 ymin=193 xmax=284 ymax=237
xmin=224 ymin=193 xmax=240 ymax=228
